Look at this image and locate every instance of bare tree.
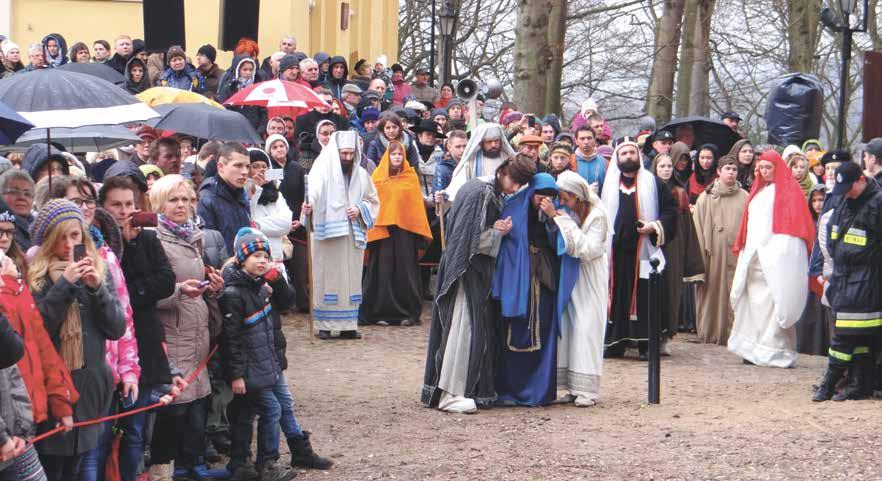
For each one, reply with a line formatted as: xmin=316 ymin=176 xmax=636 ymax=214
xmin=785 ymin=0 xmax=822 ymax=72
xmin=688 ymin=0 xmax=716 ymax=116
xmin=513 ymin=0 xmax=554 ymax=114
xmin=646 ymin=0 xmax=686 ymax=124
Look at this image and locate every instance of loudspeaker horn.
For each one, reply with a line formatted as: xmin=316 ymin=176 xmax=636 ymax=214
xmin=456 ymin=79 xmax=478 ymax=100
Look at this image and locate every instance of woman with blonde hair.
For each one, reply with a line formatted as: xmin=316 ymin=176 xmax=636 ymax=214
xmin=146 ymin=175 xmax=223 ymax=481
xmin=27 ymin=199 xmax=125 ymax=481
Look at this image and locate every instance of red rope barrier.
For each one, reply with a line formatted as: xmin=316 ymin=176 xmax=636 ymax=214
xmin=29 ymin=344 xmax=219 ymax=445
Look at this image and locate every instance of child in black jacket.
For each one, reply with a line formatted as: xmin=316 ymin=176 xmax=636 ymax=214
xmin=220 ymin=228 xmax=330 ymax=481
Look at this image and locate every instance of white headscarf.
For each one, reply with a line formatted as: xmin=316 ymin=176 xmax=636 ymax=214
xmin=305 ymin=130 xmax=370 ymax=243
xmin=600 ymin=142 xmax=665 ymax=276
xmin=445 ymin=122 xmax=515 ymax=201
xmin=557 ymin=170 xmax=611 ymax=229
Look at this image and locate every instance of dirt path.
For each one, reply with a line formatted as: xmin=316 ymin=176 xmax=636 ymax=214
xmin=279 ymin=311 xmax=882 ymax=481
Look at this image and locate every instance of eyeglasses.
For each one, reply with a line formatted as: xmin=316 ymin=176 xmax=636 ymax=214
xmin=0 ymin=228 xmax=14 ymax=239
xmin=69 ymin=197 xmax=97 ymax=208
xmin=2 ymin=188 xmax=34 ymax=199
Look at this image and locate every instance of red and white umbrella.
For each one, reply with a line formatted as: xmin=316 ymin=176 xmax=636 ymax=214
xmin=223 ymin=79 xmax=328 ymax=110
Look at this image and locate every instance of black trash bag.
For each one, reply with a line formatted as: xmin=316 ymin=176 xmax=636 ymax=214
xmin=765 ymin=73 xmax=824 ymax=147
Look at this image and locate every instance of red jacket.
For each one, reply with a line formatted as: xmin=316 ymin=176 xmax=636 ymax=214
xmin=0 ymin=274 xmax=79 ymax=423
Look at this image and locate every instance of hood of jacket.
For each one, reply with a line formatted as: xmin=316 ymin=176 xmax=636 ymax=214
xmin=22 ymin=144 xmax=69 ymax=179
xmin=103 ymin=160 xmax=148 ymax=192
xmin=125 ymin=57 xmax=151 ymax=92
xmin=41 ymin=33 xmax=68 ymax=65
xmin=228 ymin=55 xmax=257 ymax=79
xmin=326 ymin=55 xmax=349 ymax=84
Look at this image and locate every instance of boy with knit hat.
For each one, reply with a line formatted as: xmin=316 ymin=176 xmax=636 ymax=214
xmin=221 ymin=228 xmax=331 ymax=481
xmin=157 ymin=45 xmax=206 ymax=93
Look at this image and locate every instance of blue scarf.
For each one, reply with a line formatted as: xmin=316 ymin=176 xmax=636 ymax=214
xmin=554 ymin=208 xmax=581 ymax=338
xmin=491 ymin=184 xmax=533 ymax=318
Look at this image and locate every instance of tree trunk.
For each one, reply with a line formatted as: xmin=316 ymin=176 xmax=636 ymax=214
xmin=869 ymin=0 xmax=881 ymax=51
xmin=688 ymin=0 xmax=716 ymax=117
xmin=675 ymin=0 xmax=699 ymax=117
xmin=786 ymin=0 xmax=821 ymax=72
xmin=646 ymin=0 xmax=687 ymax=125
xmin=513 ymin=0 xmax=553 ymax=114
xmin=543 ymin=0 xmax=567 ymax=116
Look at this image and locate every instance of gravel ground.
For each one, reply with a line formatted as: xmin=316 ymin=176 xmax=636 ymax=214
xmin=277 ymin=309 xmax=882 ymax=481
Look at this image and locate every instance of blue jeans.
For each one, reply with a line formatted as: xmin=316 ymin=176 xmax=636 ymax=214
xmin=77 ymin=417 xmax=113 ymax=481
xmin=265 ymin=375 xmax=303 ymax=440
xmin=119 ymin=388 xmax=156 ymax=481
xmin=228 ymin=385 xmax=280 ymax=469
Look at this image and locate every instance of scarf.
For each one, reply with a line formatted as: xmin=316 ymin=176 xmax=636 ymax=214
xmin=159 ymin=214 xmax=199 ymax=243
xmin=89 ymin=224 xmax=105 ymax=249
xmin=367 ymin=146 xmax=432 ymax=243
xmin=733 ymin=150 xmax=815 ymax=254
xmin=796 ymin=170 xmax=814 ymax=199
xmin=48 ymin=259 xmax=84 ymax=371
xmin=710 ymin=178 xmax=741 ymax=199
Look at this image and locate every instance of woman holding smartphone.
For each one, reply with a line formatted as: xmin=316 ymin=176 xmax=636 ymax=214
xmin=26 ymin=199 xmax=126 ymax=481
xmin=147 ymin=175 xmax=223 ymax=481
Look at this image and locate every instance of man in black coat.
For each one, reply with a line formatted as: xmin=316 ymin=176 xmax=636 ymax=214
xmin=294 ymin=88 xmax=349 ymax=148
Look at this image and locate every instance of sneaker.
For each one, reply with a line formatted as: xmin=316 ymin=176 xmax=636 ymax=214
xmin=438 ymin=392 xmax=477 ymax=414
xmin=660 ymin=338 xmax=672 ymax=356
xmin=315 ymin=330 xmax=331 ymax=340
xmin=257 ymin=460 xmax=296 ymax=481
xmin=574 ymin=395 xmax=597 ymax=407
xmin=400 ymin=319 xmax=414 ymax=327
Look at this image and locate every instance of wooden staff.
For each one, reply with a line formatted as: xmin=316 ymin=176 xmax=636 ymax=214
xmin=436 ymin=199 xmax=446 ymax=250
xmin=303 ymin=176 xmax=315 ymax=338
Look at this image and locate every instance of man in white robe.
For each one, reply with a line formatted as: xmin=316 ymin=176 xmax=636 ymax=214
xmin=728 ymin=150 xmax=814 ymax=367
xmin=437 ymin=122 xmax=515 ymax=203
xmin=302 ymin=130 xmax=380 ymax=339
xmin=552 ymin=171 xmax=610 ymax=406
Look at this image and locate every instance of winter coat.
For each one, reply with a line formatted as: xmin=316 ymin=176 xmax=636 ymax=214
xmin=157 ymin=63 xmax=206 ymax=93
xmin=250 ymin=183 xmax=293 ymax=261
xmin=124 ymin=57 xmax=151 ymax=95
xmin=433 ymin=155 xmax=458 ymax=192
xmin=217 ymin=55 xmax=265 ymax=130
xmin=41 ymin=33 xmax=69 ymax=67
xmin=120 ymin=229 xmax=177 ymax=386
xmin=0 ymin=274 xmax=79 ymax=425
xmin=197 ymin=176 xmax=252 ymax=254
xmin=32 ymin=272 xmax=125 ymax=455
xmin=826 ymin=179 xmax=882 ymax=323
xmin=98 ymin=246 xmax=140 ymax=387
xmin=411 ymin=83 xmax=439 ymax=104
xmin=366 ymin=131 xmax=421 ymax=169
xmin=155 ymin=223 xmax=214 ymax=404
xmin=106 ymin=53 xmax=130 ymax=74
xmin=277 ymin=159 xmax=305 ymax=221
xmin=198 ymin=225 xmax=229 ymax=270
xmin=22 ymin=144 xmax=69 ymax=181
xmin=0 ymin=365 xmax=31 ymax=471
xmin=322 ymin=56 xmax=349 ymax=99
xmin=197 ymin=62 xmax=224 ymax=98
xmin=294 ymin=110 xmax=350 ymax=147
xmin=0 ymin=313 xmax=23 ymax=370
xmin=219 ymin=267 xmax=280 ymax=391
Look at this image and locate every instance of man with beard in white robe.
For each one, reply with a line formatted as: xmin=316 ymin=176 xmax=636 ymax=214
xmin=302 ymin=130 xmax=380 ymax=340
xmin=552 ymin=171 xmax=611 ymax=406
xmin=436 ymin=123 xmax=516 ymax=204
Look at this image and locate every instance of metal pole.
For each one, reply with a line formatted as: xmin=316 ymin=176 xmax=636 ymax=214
xmin=430 ymin=0 xmax=437 ymax=87
xmin=836 ymin=28 xmax=852 ymax=150
xmin=647 ymin=258 xmax=661 ymax=404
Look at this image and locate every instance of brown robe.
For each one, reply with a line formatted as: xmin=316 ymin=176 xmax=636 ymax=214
xmin=660 ymin=183 xmax=704 ymax=337
xmin=692 ymin=179 xmax=748 ymax=345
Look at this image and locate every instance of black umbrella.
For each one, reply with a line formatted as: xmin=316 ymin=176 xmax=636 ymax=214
xmin=146 ymin=103 xmax=262 ymax=144
xmin=657 ymin=116 xmax=742 ymax=155
xmin=0 ymin=99 xmax=34 ymax=145
xmin=58 ymin=62 xmax=126 ymax=86
xmin=0 ymin=69 xmax=157 ymax=129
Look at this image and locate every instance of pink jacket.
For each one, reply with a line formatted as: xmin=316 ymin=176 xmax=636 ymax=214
xmin=100 ymin=246 xmax=141 ymax=386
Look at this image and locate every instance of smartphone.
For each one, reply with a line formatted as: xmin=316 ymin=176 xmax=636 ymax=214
xmin=265 ymin=168 xmax=284 ymax=182
xmin=73 ymin=244 xmax=87 ymax=262
xmin=131 ymin=211 xmax=158 ymax=228
xmin=526 ymin=114 xmax=536 ymax=127
xmin=197 ymin=280 xmax=211 ymax=289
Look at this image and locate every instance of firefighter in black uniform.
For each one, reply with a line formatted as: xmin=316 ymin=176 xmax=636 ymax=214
xmin=813 ymin=162 xmax=882 ymax=401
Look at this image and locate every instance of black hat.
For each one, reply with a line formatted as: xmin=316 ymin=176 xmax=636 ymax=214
xmin=353 ymin=58 xmax=367 ymax=72
xmin=132 ymin=39 xmax=145 ymax=56
xmin=412 ymin=119 xmax=446 ymax=138
xmin=653 ymin=130 xmax=674 ymax=142
xmin=390 ymin=63 xmax=404 ymax=73
xmin=279 ymin=54 xmax=300 ymax=74
xmin=831 ymin=161 xmax=864 ymax=195
xmin=821 ymin=149 xmax=851 ymax=165
xmin=415 ymin=67 xmax=429 ymax=75
xmin=721 ymin=111 xmax=742 ymax=121
xmin=866 ymin=138 xmax=882 ymax=158
xmin=197 ymin=44 xmax=217 ymax=63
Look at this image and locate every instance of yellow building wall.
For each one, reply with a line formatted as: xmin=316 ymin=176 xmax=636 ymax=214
xmin=7 ymin=0 xmax=396 ymax=70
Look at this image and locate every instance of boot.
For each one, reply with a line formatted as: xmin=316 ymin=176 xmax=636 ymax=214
xmin=228 ymin=462 xmax=259 ymax=481
xmin=339 ymin=330 xmax=362 ymax=340
xmin=149 ymin=463 xmax=174 ymax=481
xmin=834 ymin=358 xmax=873 ymax=401
xmin=812 ymin=364 xmax=846 ymax=402
xmin=315 ymin=330 xmax=331 ymax=340
xmin=288 ymin=432 xmax=333 ymax=470
xmin=257 ymin=460 xmax=296 ymax=481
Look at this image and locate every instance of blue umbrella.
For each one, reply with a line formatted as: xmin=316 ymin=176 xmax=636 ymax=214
xmin=0 ymin=100 xmax=35 ymax=145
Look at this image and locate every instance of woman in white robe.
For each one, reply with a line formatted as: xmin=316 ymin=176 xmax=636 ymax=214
xmin=727 ymin=150 xmax=815 ymax=368
xmin=552 ymin=171 xmax=610 ymax=406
